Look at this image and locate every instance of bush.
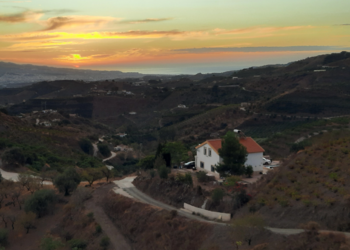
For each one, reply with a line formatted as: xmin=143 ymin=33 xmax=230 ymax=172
xmin=0 ymin=229 xmax=8 ymax=246
xmin=68 ymin=239 xmax=87 ymax=249
xmin=138 ymin=155 xmax=154 ymax=169
xmin=175 ymin=173 xmax=193 ymax=186
xmin=40 ymin=235 xmax=64 ymax=250
xmin=25 ymin=189 xmax=56 ymax=218
xmin=79 ymin=138 xmax=93 ymax=155
xmin=2 ymin=147 xmax=25 ymax=167
xmin=98 ymin=144 xmax=111 ymax=157
xmin=159 ymin=166 xmax=168 ymax=179
xmin=245 ymin=165 xmax=253 ymax=178
xmin=211 ymin=188 xmax=225 ymax=204
xmin=100 ymin=237 xmax=110 ymax=249
xmin=95 ymin=224 xmax=102 ymax=234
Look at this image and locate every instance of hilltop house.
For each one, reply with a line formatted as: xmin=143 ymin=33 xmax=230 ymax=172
xmin=195 ymin=137 xmax=265 ymax=176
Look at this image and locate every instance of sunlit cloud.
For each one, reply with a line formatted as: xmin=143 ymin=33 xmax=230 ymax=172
xmin=40 ymin=15 xmax=117 ymax=31
xmin=0 ymin=10 xmax=42 ymax=23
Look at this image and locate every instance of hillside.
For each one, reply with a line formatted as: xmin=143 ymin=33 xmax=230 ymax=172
xmin=237 ymin=129 xmax=350 ymax=231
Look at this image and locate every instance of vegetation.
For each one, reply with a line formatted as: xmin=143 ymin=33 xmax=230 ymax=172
xmin=40 ymin=235 xmax=64 ymax=250
xmin=216 ymin=131 xmax=247 ymax=176
xmin=79 ymin=138 xmax=93 ymax=155
xmin=211 ymin=188 xmax=225 ymax=204
xmin=97 ymin=144 xmax=111 ymax=157
xmin=245 ymin=165 xmax=253 ymax=178
xmin=54 ymin=168 xmax=81 ymax=196
xmin=231 ymin=214 xmax=265 ymax=246
xmin=0 ymin=229 xmax=8 ymax=247
xmin=159 ymin=166 xmax=168 ymax=179
xmin=24 ymin=189 xmax=56 ymax=218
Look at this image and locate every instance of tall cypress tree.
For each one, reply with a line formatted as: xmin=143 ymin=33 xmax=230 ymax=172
xmin=216 ymin=131 xmax=247 ymax=176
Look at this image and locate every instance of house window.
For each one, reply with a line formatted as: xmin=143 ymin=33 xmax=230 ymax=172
xmin=204 ymin=147 xmax=207 ymax=155
xmin=200 ymin=162 xmax=204 ymax=168
xmin=208 ymin=149 xmax=212 ymax=156
xmin=211 ymin=165 xmax=215 ymax=172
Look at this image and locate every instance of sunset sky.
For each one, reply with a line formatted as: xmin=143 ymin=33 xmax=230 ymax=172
xmin=0 ymin=0 xmax=349 ymax=74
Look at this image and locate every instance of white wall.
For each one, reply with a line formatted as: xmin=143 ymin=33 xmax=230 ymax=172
xmin=245 ymin=152 xmax=264 ymax=171
xmin=196 ymin=144 xmax=220 ymax=173
xmin=184 ymin=203 xmax=231 ymax=222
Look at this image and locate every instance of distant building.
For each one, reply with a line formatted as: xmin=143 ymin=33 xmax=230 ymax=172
xmin=129 ymin=112 xmax=137 ymax=115
xmin=178 ymin=104 xmax=187 ymax=108
xmin=117 ymin=133 xmax=127 ymax=138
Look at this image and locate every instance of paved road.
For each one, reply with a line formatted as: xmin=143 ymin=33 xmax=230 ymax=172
xmin=113 ymin=177 xmax=350 ymax=237
xmin=114 ymin=177 xmax=222 ymax=224
xmin=103 ymin=151 xmax=117 ymax=162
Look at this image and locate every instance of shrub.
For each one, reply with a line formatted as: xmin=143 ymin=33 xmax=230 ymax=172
xmin=211 ymin=188 xmax=224 ymax=204
xmin=224 ymin=176 xmax=241 ymax=187
xmin=138 ymin=155 xmax=154 ymax=169
xmin=95 ymin=224 xmax=102 ymax=234
xmin=0 ymin=229 xmax=8 ymax=246
xmin=159 ymin=166 xmax=168 ymax=179
xmin=79 ymin=138 xmax=93 ymax=155
xmin=98 ymin=144 xmax=111 ymax=157
xmin=68 ymin=239 xmax=87 ymax=249
xmin=25 ymin=189 xmax=56 ymax=218
xmin=2 ymin=147 xmax=25 ymax=167
xmin=100 ymin=237 xmax=110 ymax=249
xmin=149 ymin=170 xmax=156 ymax=178
xmin=87 ymin=212 xmax=94 ymax=218
xmin=40 ymin=235 xmax=64 ymax=250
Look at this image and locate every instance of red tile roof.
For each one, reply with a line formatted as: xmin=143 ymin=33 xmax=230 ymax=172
xmin=196 ymin=137 xmax=264 ymax=154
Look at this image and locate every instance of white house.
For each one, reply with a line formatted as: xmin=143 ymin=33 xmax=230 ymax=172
xmin=195 ymin=137 xmax=265 ymax=176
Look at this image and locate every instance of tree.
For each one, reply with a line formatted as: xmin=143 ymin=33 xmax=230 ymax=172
xmin=79 ymin=138 xmax=93 ymax=155
xmin=245 ymin=166 xmax=253 ymax=178
xmin=2 ymin=147 xmax=25 ymax=167
xmin=231 ymin=214 xmax=265 ymax=246
xmin=0 ymin=212 xmax=7 ymax=228
xmin=24 ymin=189 xmax=56 ymax=218
xmin=11 ymin=188 xmax=22 ymax=209
xmin=6 ymin=212 xmax=16 ymax=230
xmin=163 ymin=142 xmax=188 ymax=166
xmin=98 ymin=144 xmax=111 ymax=157
xmin=101 ymin=166 xmax=114 ymax=182
xmin=40 ymin=235 xmax=64 ymax=250
xmin=82 ymin=168 xmax=103 ymax=186
xmin=19 ymin=212 xmax=36 ymax=234
xmin=216 ymin=131 xmax=247 ymax=176
xmin=137 ymin=155 xmax=154 ymax=169
xmin=54 ymin=168 xmax=81 ymax=196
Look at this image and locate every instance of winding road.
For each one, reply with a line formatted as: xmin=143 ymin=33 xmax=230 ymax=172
xmin=113 ymin=176 xmax=350 ymax=237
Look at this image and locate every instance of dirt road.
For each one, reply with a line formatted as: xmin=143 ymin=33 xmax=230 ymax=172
xmin=85 ymin=183 xmax=132 ymax=250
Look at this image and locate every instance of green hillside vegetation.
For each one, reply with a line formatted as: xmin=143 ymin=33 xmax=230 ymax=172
xmin=259 ymin=116 xmax=350 ymax=158
xmin=246 ymin=130 xmax=350 ymax=230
